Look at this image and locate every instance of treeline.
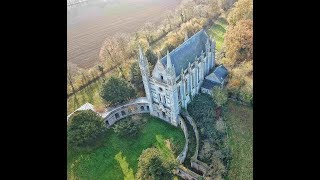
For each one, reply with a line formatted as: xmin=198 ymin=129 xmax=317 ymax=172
xmin=222 ymin=0 xmax=253 ymax=105
xmin=67 ymin=0 xmax=238 ymax=97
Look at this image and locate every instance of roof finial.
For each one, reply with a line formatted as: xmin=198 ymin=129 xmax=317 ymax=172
xmin=167 ymin=50 xmax=172 ymax=68
xmin=139 ymin=45 xmax=144 ymax=60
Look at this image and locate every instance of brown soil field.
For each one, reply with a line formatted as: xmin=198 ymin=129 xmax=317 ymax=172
xmin=67 ymin=0 xmax=181 ymax=69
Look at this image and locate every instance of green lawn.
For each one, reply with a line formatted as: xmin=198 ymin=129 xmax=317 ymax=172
xmin=225 ymin=101 xmax=253 ymax=180
xmin=207 ymin=17 xmax=228 ymax=52
xmin=67 ymin=114 xmax=185 ymax=180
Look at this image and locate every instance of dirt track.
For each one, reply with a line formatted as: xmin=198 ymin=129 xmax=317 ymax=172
xmin=67 ymin=0 xmax=181 ymax=69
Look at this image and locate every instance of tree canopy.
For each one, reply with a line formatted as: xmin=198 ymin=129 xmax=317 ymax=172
xmin=67 ymin=110 xmax=105 ymax=150
xmin=224 ymin=19 xmax=253 ymax=66
xmin=145 ymin=49 xmax=158 ymax=67
xmin=135 ymin=148 xmax=175 ymax=180
xmin=130 ymin=62 xmax=143 ymax=91
xmin=100 ymin=76 xmax=136 ymax=105
xmin=112 ymin=116 xmax=146 ymax=137
xmin=227 ymin=0 xmax=253 ymax=26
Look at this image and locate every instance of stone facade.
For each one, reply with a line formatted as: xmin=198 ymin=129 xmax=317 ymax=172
xmin=138 ymin=29 xmax=227 ymax=127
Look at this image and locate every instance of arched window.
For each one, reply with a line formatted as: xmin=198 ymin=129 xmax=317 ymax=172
xmin=146 ymin=106 xmax=149 ymax=111
xmin=115 ymin=113 xmax=120 ymax=119
xmin=162 ymin=111 xmax=166 ymax=118
xmin=140 ymin=106 xmax=145 ymax=111
xmin=197 ymin=67 xmax=200 ymax=83
xmin=178 ymin=86 xmax=181 ymax=100
xmin=185 ymin=80 xmax=188 ymax=95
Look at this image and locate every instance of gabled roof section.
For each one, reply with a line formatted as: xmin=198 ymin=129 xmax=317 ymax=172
xmin=205 ymin=65 xmax=228 ymax=84
xmin=201 ymin=79 xmax=221 ymax=90
xmin=161 ymin=29 xmax=209 ymax=76
xmin=213 ymin=65 xmax=228 ymax=82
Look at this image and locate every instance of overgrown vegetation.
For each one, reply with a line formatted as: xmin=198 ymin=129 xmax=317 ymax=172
xmin=67 ymin=110 xmax=105 ymax=151
xmin=187 ymin=94 xmax=231 ymax=179
xmin=67 ymin=115 xmax=185 ymax=179
xmin=136 ymin=135 xmax=178 ymax=180
xmin=222 ymin=0 xmax=253 ymax=105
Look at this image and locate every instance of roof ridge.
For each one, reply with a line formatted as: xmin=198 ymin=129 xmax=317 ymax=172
xmin=162 ymin=29 xmax=206 ymax=63
xmin=169 ymin=29 xmax=205 ymax=55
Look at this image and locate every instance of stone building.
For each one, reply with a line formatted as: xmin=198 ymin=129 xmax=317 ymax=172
xmin=138 ymin=29 xmax=228 ymax=126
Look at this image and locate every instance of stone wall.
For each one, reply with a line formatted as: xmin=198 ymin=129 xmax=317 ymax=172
xmin=174 ymin=166 xmax=202 ymax=180
xmin=190 ymin=159 xmax=210 ymax=175
xmin=177 ymin=116 xmax=188 ymax=163
xmin=181 ymin=110 xmax=200 ymax=159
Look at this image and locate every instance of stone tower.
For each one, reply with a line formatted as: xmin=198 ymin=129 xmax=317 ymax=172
xmin=138 ymin=46 xmax=154 ymax=113
xmin=165 ymin=51 xmax=180 ymax=126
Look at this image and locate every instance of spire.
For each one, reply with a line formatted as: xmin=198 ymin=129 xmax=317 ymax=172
xmin=139 ymin=45 xmax=144 ymax=61
xmin=167 ymin=50 xmax=172 ymax=68
xmin=184 ymin=32 xmax=188 ymax=41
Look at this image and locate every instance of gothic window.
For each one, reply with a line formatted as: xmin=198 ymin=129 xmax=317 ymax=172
xmin=115 ymin=113 xmax=120 ymax=119
xmin=160 ymin=74 xmax=164 ymax=81
xmin=140 ymin=106 xmax=145 ymax=111
xmin=197 ymin=67 xmax=200 ymax=83
xmin=162 ymin=111 xmax=166 ymax=118
xmin=189 ymin=72 xmax=193 ymax=90
xmin=146 ymin=106 xmax=149 ymax=111
xmin=192 ymin=72 xmax=195 ymax=88
xmin=178 ymin=86 xmax=181 ymax=100
xmin=185 ymin=80 xmax=188 ymax=95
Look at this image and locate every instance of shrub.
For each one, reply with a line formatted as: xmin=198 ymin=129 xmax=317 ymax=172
xmin=67 ymin=110 xmax=105 ymax=150
xmin=100 ymin=76 xmax=136 ymax=105
xmin=112 ymin=116 xmax=146 ymax=137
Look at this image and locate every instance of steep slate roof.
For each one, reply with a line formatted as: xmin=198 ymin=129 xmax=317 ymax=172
xmin=205 ymin=65 xmax=228 ymax=83
xmin=213 ymin=65 xmax=228 ymax=82
xmin=161 ymin=29 xmax=209 ymax=76
xmin=201 ymin=79 xmax=220 ymax=89
xmin=202 ymin=65 xmax=228 ymax=90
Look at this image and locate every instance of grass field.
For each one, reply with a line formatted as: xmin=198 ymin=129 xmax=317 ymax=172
xmin=225 ymin=101 xmax=253 ymax=180
xmin=207 ymin=17 xmax=228 ymax=52
xmin=67 ymin=0 xmax=181 ymax=69
xmin=67 ymin=115 xmax=185 ymax=179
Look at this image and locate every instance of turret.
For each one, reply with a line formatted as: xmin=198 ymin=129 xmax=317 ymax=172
xmin=138 ymin=45 xmax=153 ymax=113
xmin=166 ymin=50 xmax=176 ymax=85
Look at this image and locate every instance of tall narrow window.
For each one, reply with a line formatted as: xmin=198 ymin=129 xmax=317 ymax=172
xmin=197 ymin=67 xmax=200 ymax=83
xmin=193 ymin=73 xmax=195 ymax=87
xmin=185 ymin=80 xmax=188 ymax=95
xmin=178 ymin=86 xmax=181 ymax=100
xmin=159 ymin=94 xmax=161 ymax=102
xmin=164 ymin=96 xmax=166 ymax=104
